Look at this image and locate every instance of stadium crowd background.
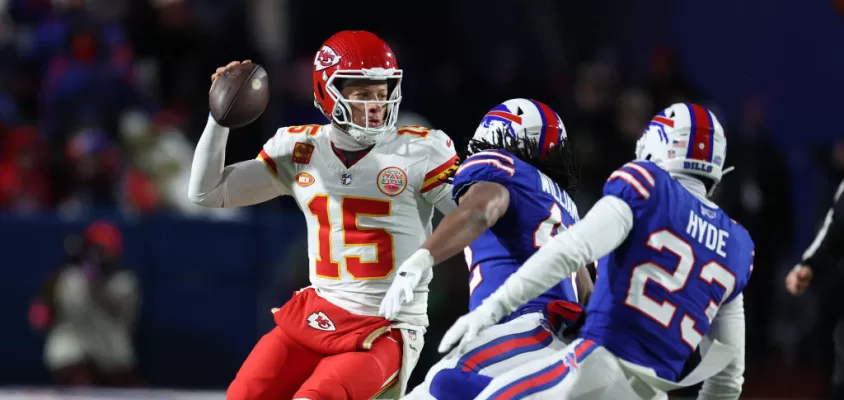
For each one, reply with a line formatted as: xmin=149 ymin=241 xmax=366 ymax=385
xmin=0 ymin=0 xmax=842 ymax=398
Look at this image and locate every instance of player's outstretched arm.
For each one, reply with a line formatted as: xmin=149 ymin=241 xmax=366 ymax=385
xmin=187 ymin=115 xmax=284 ymax=208
xmin=439 ymin=195 xmax=635 ymax=353
xmin=424 ymin=182 xmax=509 ymax=264
xmin=378 ymin=182 xmax=508 ymax=320
xmin=486 ymin=195 xmax=633 ymax=315
xmin=697 ymin=294 xmax=746 ymax=400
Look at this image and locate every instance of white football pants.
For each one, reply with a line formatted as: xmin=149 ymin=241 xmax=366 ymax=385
xmin=404 ymin=312 xmax=570 ymax=400
xmin=473 ymin=338 xmax=667 ymax=400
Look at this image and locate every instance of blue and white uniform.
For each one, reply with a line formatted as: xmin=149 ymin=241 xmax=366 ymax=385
xmin=455 ymin=104 xmax=751 ymax=400
xmin=404 ymin=99 xmax=586 ymax=400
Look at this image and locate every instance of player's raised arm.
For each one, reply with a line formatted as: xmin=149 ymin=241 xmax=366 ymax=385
xmin=188 ymin=60 xmax=288 ymax=208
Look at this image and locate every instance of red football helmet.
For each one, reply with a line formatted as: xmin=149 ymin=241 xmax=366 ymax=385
xmin=312 ymin=30 xmax=403 ymax=145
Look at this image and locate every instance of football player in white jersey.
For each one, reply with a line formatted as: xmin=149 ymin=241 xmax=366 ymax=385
xmin=188 ymin=30 xmax=458 ymax=400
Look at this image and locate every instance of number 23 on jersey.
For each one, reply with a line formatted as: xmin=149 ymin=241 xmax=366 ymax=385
xmin=307 ymin=195 xmax=395 ymax=280
xmin=624 ymin=230 xmax=737 ymax=350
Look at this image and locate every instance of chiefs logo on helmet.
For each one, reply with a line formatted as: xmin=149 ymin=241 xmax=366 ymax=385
xmin=314 ymin=46 xmax=341 ymax=72
xmin=306 ymin=311 xmax=336 ymax=331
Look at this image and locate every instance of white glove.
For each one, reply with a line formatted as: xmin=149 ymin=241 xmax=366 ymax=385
xmin=438 ymin=299 xmax=506 ymax=354
xmin=378 ymin=249 xmax=434 ymax=320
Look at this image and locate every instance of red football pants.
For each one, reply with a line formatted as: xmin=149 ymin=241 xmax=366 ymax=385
xmin=227 ymin=289 xmax=402 ymax=400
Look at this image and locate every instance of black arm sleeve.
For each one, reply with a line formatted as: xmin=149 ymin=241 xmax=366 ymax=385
xmin=803 ymin=179 xmax=844 ymax=278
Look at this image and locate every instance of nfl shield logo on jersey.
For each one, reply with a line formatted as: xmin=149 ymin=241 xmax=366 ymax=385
xmin=307 ymin=311 xmax=336 ymax=331
xmin=377 ymin=167 xmax=408 ymax=196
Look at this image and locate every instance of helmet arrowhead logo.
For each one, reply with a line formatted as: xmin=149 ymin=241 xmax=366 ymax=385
xmin=314 ymin=46 xmax=341 ymax=72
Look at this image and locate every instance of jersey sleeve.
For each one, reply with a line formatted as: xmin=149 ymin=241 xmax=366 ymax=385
xmin=451 ymin=150 xmax=517 ymax=203
xmin=256 ymin=125 xmax=318 ymax=195
xmin=727 ymin=233 xmax=755 ymax=304
xmin=602 ymin=161 xmax=660 ymax=213
xmin=419 ymin=128 xmax=459 ymax=205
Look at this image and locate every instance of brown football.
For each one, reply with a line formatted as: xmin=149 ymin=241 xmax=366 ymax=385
xmin=209 ymin=63 xmax=269 ymax=128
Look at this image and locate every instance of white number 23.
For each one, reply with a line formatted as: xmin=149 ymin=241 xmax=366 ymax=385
xmin=624 ymin=230 xmax=736 ymax=350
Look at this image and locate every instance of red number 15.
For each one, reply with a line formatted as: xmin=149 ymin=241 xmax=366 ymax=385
xmin=307 ymin=195 xmax=395 ymax=280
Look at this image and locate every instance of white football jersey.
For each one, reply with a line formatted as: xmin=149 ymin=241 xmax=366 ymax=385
xmin=257 ymin=124 xmax=457 ymax=327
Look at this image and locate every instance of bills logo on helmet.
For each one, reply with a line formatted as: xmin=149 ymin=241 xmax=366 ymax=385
xmin=684 ymin=161 xmax=713 ymax=173
xmin=307 ymin=311 xmax=336 ymax=331
xmin=480 ymin=104 xmax=524 ymax=137
xmin=314 ymin=46 xmax=341 ymax=72
xmin=377 ymin=167 xmax=408 ymax=196
xmin=647 ymin=123 xmax=669 ymax=144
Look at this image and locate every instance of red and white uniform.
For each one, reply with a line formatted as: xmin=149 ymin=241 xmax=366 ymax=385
xmin=188 ymin=118 xmax=456 ymax=400
xmin=257 ymin=122 xmax=457 ymax=327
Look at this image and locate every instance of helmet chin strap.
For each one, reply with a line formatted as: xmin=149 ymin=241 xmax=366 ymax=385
xmin=706 ymin=165 xmax=735 ymax=197
xmin=329 ymin=123 xmax=372 ymax=151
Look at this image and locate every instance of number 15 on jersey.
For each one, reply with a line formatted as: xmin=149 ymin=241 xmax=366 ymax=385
xmin=307 ymin=195 xmax=396 ymax=280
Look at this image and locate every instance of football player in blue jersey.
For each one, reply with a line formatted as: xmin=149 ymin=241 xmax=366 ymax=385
xmin=440 ymin=103 xmax=753 ymax=400
xmin=378 ymin=98 xmax=593 ymax=400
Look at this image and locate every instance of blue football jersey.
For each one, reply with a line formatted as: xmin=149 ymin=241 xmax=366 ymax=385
xmin=581 ymin=161 xmax=754 ymax=381
xmin=451 ymin=149 xmax=581 ymax=314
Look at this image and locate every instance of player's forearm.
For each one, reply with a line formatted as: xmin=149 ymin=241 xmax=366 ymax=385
xmin=188 ymin=116 xmax=280 ymax=207
xmin=486 ymin=196 xmax=634 ymax=316
xmin=697 ymin=294 xmax=746 ymax=400
xmin=188 ymin=116 xmax=231 ymax=206
xmin=421 ymin=206 xmax=493 ymax=265
xmin=423 ymin=182 xmax=509 ymax=265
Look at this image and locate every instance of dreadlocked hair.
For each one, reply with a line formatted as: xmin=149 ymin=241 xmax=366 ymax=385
xmin=443 ymin=127 xmax=581 ymax=193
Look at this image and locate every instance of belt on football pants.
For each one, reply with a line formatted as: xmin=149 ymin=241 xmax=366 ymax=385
xmin=498 ymin=301 xmax=586 ymax=336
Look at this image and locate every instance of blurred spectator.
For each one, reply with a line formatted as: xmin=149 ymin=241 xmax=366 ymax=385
xmin=563 ymin=60 xmax=620 ymax=204
xmin=56 ymin=128 xmax=120 ymax=217
xmin=646 ymin=47 xmax=702 ymax=107
xmin=34 ymin=220 xmax=140 ymax=387
xmin=609 ymin=87 xmax=653 ymax=167
xmin=118 ymin=109 xmax=242 ymax=219
xmin=714 ymin=97 xmax=793 ymax=361
xmin=38 ymin=24 xmax=142 ymax=141
xmin=0 ymin=124 xmax=50 ymax=212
